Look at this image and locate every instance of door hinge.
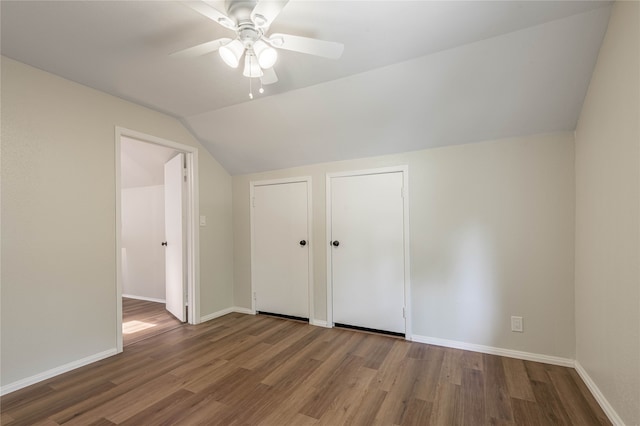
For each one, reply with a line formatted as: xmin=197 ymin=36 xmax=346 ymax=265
xmin=402 ymin=307 xmax=406 ymax=318
xmin=183 ymin=167 xmax=187 ymax=182
xmin=252 ymin=197 xmax=256 ymax=207
xmin=401 ymin=186 xmax=405 ymax=198
xmin=253 ymin=291 xmax=257 ymax=300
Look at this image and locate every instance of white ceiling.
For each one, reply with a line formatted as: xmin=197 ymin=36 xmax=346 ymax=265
xmin=121 ymin=137 xmax=180 ymax=188
xmin=1 ymin=1 xmax=612 ymax=174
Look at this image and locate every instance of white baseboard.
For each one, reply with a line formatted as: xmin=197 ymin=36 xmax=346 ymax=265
xmin=574 ymin=361 xmax=625 ymax=426
xmin=0 ymin=348 xmax=118 ymax=396
xmin=122 ymin=294 xmax=166 ymax=304
xmin=200 ymin=307 xmax=235 ymax=322
xmin=410 ymin=334 xmax=574 ymax=367
xmin=200 ymin=306 xmax=256 ymax=323
xmin=310 ymin=319 xmax=330 ymax=328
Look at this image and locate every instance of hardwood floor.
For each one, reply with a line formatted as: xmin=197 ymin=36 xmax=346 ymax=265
xmin=1 ymin=313 xmax=610 ymax=425
xmin=122 ymin=297 xmax=183 ymax=346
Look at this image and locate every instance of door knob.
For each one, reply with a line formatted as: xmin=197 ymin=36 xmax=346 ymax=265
xmin=161 ymin=241 xmax=168 ymax=246
xmin=332 ymin=240 xmax=340 ymax=247
xmin=299 ymin=240 xmax=307 ymax=246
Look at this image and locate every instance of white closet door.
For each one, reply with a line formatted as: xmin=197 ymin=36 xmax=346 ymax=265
xmin=331 ymin=172 xmax=405 ymax=334
xmin=164 ymin=153 xmax=186 ymax=322
xmin=253 ymin=181 xmax=309 ymax=318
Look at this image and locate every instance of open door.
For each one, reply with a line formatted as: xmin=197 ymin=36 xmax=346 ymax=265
xmin=164 ymin=153 xmax=186 ymax=322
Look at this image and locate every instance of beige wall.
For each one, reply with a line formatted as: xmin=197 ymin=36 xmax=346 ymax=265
xmin=234 ymin=132 xmax=576 ymax=358
xmin=574 ymin=1 xmax=640 ymax=425
xmin=0 ymin=57 xmax=234 ymax=387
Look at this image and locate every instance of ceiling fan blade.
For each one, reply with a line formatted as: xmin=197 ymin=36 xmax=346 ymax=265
xmin=183 ymin=1 xmax=236 ymax=30
xmin=170 ymin=38 xmax=232 ymax=57
xmin=251 ymin=0 xmax=289 ymax=29
xmin=268 ymin=33 xmax=344 ymax=59
xmin=261 ymin=67 xmax=278 ymax=85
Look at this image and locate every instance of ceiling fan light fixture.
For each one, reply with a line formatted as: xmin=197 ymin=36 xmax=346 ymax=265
xmin=253 ymin=40 xmax=277 ymax=68
xmin=219 ymin=39 xmax=244 ymax=68
xmin=243 ymin=52 xmax=264 ymax=78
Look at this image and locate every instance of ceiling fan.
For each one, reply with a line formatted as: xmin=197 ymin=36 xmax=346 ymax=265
xmin=173 ymin=0 xmax=345 ymax=95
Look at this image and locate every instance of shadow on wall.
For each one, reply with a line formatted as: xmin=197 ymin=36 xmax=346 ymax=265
xmin=451 ymin=223 xmax=499 ymax=344
xmin=412 ymin=221 xmax=500 ymax=345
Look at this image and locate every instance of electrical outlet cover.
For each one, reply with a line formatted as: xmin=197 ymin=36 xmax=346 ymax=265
xmin=511 ymin=316 xmax=523 ymax=332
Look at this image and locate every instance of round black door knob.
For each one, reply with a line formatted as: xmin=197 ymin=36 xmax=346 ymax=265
xmin=299 ymin=240 xmax=307 ymax=246
xmin=161 ymin=241 xmax=168 ymax=246
xmin=332 ymin=241 xmax=340 ymax=247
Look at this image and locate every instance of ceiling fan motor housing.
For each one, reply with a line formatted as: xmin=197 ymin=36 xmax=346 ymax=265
xmin=226 ymin=0 xmax=257 ymax=23
xmin=238 ymin=25 xmax=263 ymax=48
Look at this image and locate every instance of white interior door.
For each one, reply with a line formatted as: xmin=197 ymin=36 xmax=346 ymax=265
xmin=330 ymin=172 xmax=406 ymax=334
xmin=164 ymin=153 xmax=186 ymax=322
xmin=253 ymin=181 xmax=309 ymax=319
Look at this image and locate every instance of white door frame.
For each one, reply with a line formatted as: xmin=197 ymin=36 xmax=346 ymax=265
xmin=249 ymin=176 xmax=314 ymax=322
xmin=326 ymin=166 xmax=412 ymax=339
xmin=115 ymin=126 xmax=200 ymax=353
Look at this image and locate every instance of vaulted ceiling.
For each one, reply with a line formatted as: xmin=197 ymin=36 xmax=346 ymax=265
xmin=121 ymin=137 xmax=181 ymax=189
xmin=1 ymin=1 xmax=612 ymax=174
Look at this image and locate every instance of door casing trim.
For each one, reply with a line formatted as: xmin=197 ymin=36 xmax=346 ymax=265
xmin=115 ymin=126 xmax=200 ymax=353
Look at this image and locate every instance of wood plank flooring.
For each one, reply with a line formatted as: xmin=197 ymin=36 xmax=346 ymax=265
xmin=1 ymin=313 xmax=611 ymax=425
xmin=122 ymin=297 xmax=183 ymax=346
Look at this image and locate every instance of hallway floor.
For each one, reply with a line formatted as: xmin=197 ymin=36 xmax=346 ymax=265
xmin=123 ymin=297 xmax=183 ymax=346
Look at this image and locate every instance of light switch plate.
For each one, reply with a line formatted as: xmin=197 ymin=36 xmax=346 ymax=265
xmin=199 ymin=215 xmax=206 ymax=226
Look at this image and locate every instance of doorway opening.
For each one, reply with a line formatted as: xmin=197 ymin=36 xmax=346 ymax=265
xmin=115 ymin=127 xmax=200 ymax=352
xmin=122 ymin=297 xmax=183 ymax=346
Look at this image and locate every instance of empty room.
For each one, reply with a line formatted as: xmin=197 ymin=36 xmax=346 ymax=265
xmin=1 ymin=0 xmax=638 ymax=425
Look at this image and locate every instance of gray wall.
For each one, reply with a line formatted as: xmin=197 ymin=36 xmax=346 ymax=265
xmin=0 ymin=57 xmax=234 ymax=388
xmin=574 ymin=2 xmax=640 ymax=424
xmin=233 ymin=133 xmax=576 ymax=359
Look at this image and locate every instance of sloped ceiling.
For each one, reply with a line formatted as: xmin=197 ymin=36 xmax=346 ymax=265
xmin=121 ymin=137 xmax=180 ymax=189
xmin=1 ymin=1 xmax=611 ymax=174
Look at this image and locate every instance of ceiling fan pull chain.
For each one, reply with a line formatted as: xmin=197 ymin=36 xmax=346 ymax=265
xmin=249 ymin=55 xmax=254 ymax=99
